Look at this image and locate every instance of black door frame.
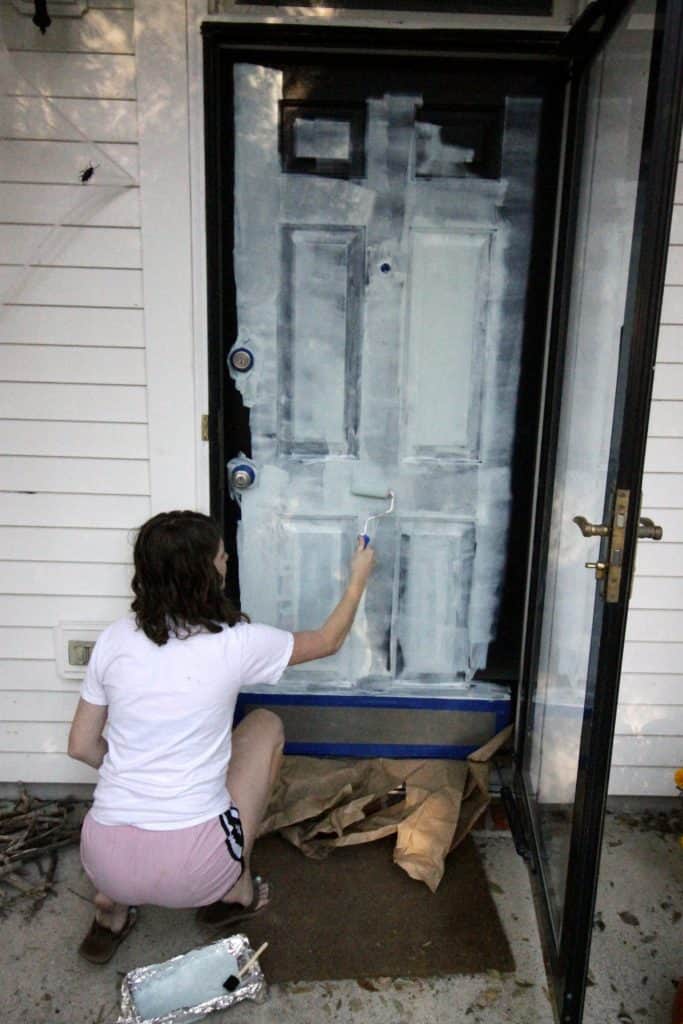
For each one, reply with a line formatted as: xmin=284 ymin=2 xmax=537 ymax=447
xmin=202 ymin=20 xmax=568 ymax=619
xmin=511 ymin=2 xmax=683 ymax=1022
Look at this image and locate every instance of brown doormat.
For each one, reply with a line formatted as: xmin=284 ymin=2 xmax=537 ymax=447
xmin=243 ymin=833 xmax=514 ymax=983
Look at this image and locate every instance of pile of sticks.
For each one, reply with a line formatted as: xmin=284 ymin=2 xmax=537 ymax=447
xmin=0 ymin=789 xmax=88 ymax=917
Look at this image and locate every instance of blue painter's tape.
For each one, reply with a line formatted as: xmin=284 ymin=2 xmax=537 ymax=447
xmin=283 ymin=742 xmax=479 ymax=759
xmin=234 ymin=690 xmax=513 ymax=759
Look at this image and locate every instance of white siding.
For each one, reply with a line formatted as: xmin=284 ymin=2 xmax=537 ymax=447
xmin=612 ymin=152 xmax=683 ymax=797
xmin=0 ymin=0 xmax=149 ymax=785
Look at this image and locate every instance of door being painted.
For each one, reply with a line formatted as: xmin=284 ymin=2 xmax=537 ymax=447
xmin=230 ymin=63 xmax=542 ymax=693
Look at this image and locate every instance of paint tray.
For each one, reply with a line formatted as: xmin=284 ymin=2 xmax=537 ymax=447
xmin=117 ymin=933 xmax=267 ymax=1024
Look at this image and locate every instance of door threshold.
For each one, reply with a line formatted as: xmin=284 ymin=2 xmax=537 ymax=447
xmin=240 ymin=679 xmax=512 ymax=701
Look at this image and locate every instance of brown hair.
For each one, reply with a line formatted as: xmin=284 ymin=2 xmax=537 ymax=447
xmin=131 ymin=511 xmax=245 ymax=645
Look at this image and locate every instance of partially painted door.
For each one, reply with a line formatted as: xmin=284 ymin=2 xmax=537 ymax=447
xmin=218 ymin=56 xmax=549 ymax=693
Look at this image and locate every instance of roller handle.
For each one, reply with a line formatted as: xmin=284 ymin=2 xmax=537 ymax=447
xmin=223 ymin=941 xmax=268 ymax=993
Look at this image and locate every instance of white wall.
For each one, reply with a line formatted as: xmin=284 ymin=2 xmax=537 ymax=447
xmin=0 ymin=0 xmax=148 ymax=783
xmin=613 ymin=153 xmax=683 ymax=796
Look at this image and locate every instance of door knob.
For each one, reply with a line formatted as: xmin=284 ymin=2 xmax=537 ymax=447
xmin=573 ymin=516 xmax=609 ymax=537
xmin=227 ymin=460 xmax=256 ymax=491
xmin=637 ymin=516 xmax=663 ymax=540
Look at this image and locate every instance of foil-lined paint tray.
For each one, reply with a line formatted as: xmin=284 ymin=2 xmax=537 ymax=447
xmin=117 ymin=933 xmax=267 ymax=1024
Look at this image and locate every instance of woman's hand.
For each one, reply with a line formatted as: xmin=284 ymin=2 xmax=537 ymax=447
xmin=289 ymin=538 xmax=377 ymax=666
xmin=350 ymin=537 xmax=377 ymax=589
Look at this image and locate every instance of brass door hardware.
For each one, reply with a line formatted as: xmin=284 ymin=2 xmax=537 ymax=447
xmin=574 ymin=492 xmax=664 ymax=602
xmin=573 ymin=490 xmax=630 ymax=602
xmin=637 ymin=516 xmax=663 ymax=540
xmin=605 ymin=489 xmax=629 ymax=602
xmin=573 ymin=516 xmax=610 ymax=537
xmin=585 ymin=561 xmax=608 ymax=579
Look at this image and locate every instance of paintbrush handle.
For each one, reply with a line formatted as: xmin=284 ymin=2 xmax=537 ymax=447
xmin=237 ymin=941 xmax=268 ymax=980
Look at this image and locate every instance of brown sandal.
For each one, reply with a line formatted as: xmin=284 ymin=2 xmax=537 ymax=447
xmin=78 ymin=906 xmax=138 ymax=964
xmin=196 ymin=876 xmax=271 ymax=928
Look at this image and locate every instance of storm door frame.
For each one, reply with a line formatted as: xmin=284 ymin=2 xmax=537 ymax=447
xmin=510 ymin=2 xmax=683 ymax=1021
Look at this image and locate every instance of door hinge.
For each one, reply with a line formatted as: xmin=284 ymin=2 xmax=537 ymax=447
xmin=201 ymin=414 xmax=209 ymax=442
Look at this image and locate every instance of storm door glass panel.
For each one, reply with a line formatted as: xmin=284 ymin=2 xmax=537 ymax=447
xmin=521 ymin=8 xmax=655 ymax=939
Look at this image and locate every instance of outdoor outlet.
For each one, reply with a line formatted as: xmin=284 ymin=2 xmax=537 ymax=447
xmin=55 ymin=623 xmax=108 ymax=681
xmin=68 ymin=640 xmax=95 ymax=667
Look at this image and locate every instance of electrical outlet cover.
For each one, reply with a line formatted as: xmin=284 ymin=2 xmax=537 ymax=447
xmin=55 ymin=622 xmax=108 ymax=681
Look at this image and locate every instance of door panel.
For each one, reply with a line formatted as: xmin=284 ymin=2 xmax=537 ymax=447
xmin=404 ymin=230 xmax=490 ymax=457
xmin=396 ymin=518 xmax=475 ymax=677
xmin=280 ymin=226 xmax=364 ymax=456
xmin=231 ymin=62 xmax=543 ymax=692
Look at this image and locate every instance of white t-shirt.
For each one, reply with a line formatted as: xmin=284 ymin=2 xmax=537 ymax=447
xmin=80 ymin=614 xmax=293 ymax=830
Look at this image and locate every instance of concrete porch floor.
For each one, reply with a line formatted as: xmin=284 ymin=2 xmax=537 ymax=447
xmin=1 ymin=800 xmax=681 ymax=1024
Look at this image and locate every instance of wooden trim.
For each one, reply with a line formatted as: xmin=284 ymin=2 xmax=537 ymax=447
xmin=134 ymin=0 xmax=199 ymax=514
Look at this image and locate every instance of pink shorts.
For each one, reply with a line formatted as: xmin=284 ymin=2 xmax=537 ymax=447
xmin=80 ymin=805 xmax=245 ymax=908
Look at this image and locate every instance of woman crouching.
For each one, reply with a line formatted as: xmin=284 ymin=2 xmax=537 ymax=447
xmin=68 ymin=510 xmax=374 ymax=962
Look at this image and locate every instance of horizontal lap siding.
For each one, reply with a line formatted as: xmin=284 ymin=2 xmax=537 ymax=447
xmin=0 ymin=1 xmax=147 ymax=784
xmin=614 ymin=154 xmax=683 ymax=797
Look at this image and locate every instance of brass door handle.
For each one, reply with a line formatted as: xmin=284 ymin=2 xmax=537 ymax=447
xmin=573 ymin=515 xmax=609 ymax=537
xmin=637 ymin=516 xmax=663 ymax=540
xmin=575 ymin=491 xmax=629 ymax=602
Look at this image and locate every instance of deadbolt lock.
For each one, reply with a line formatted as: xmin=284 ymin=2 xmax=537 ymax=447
xmin=585 ymin=561 xmax=608 ymax=581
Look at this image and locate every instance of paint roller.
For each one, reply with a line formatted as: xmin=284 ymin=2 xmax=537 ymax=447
xmin=352 ymin=487 xmax=396 ymax=548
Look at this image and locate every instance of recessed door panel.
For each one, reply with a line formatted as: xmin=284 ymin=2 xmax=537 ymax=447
xmin=279 ymin=516 xmax=356 ymax=682
xmin=404 ymin=229 xmax=490 ymax=457
xmin=396 ymin=518 xmax=475 ymax=679
xmin=280 ymin=226 xmax=364 ymax=455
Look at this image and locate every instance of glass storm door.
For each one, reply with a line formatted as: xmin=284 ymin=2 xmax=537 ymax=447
xmin=222 ymin=58 xmax=549 ymax=693
xmin=513 ymin=4 xmax=682 ymax=1023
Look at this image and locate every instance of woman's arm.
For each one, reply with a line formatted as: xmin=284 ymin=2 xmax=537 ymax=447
xmin=68 ymin=698 xmax=109 ymax=769
xmin=289 ymin=539 xmax=376 ymax=665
